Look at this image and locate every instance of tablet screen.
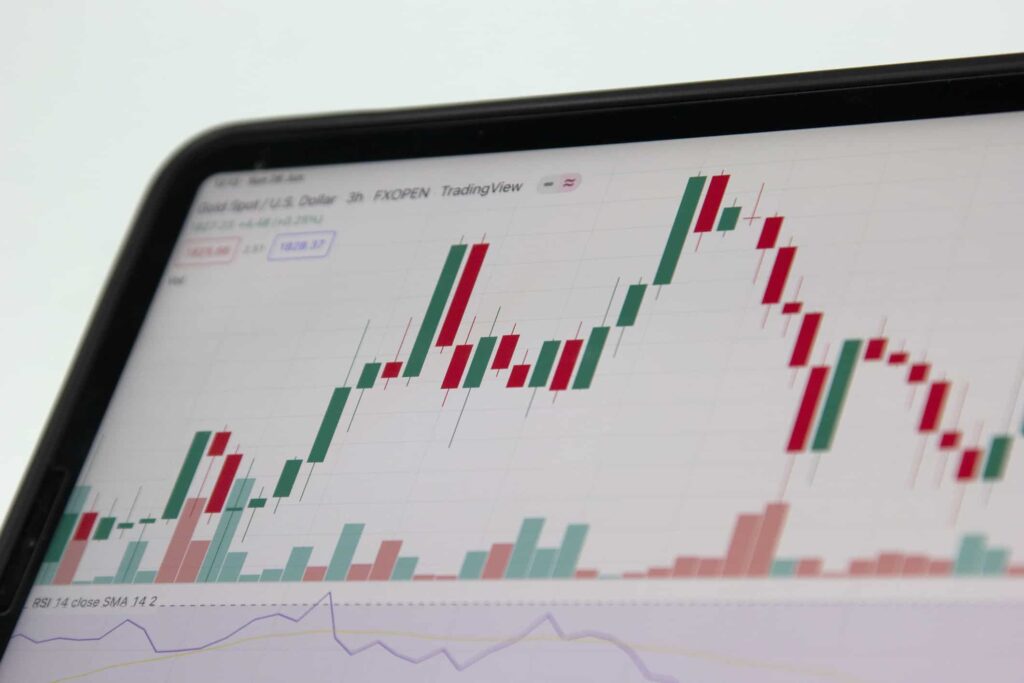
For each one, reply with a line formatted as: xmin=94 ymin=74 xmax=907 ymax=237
xmin=4 ymin=111 xmax=1024 ymax=682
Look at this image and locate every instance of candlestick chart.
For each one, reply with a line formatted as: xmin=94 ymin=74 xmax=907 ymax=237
xmin=8 ymin=115 xmax=1024 ymax=683
xmin=33 ymin=168 xmax=1024 ymax=588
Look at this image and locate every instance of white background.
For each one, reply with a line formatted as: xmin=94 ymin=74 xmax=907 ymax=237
xmin=1 ymin=0 xmax=1022 ymax=526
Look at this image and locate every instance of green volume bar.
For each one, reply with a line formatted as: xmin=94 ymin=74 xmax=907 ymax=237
xmin=274 ymin=459 xmax=303 ymax=498
xmin=357 ymin=362 xmax=382 ymax=390
xmin=308 ymin=387 xmax=351 ymax=463
xmin=260 ymin=569 xmax=283 ymax=583
xmin=404 ymin=244 xmax=468 ymax=378
xmin=529 ymin=341 xmax=561 ymax=388
xmin=572 ymin=327 xmax=610 ymax=389
xmin=983 ymin=435 xmax=1012 ymax=480
xmin=616 ymin=284 xmax=647 ymax=327
xmin=527 ymin=548 xmax=558 ymax=578
xmin=115 ymin=541 xmax=148 ymax=584
xmin=983 ymin=548 xmax=1009 ymax=576
xmin=505 ymin=518 xmax=545 ymax=578
xmin=392 ymin=557 xmax=418 ymax=581
xmin=716 ymin=206 xmax=741 ymax=232
xmin=552 ymin=524 xmax=589 ymax=578
xmin=197 ymin=478 xmax=254 ymax=582
xmin=219 ymin=552 xmax=247 ymax=582
xmin=163 ymin=431 xmax=212 ymax=519
xmin=283 ymin=547 xmax=313 ymax=582
xmin=326 ymin=523 xmax=364 ymax=580
xmin=653 ymin=175 xmax=707 ymax=285
xmin=770 ymin=559 xmax=798 ymax=577
xmin=463 ymin=336 xmax=497 ymax=388
xmin=133 ymin=570 xmax=157 ymax=585
xmin=811 ymin=339 xmax=863 ymax=451
xmin=92 ymin=517 xmax=116 ymax=541
xmin=459 ymin=551 xmax=488 ymax=580
xmin=954 ymin=534 xmax=987 ymax=576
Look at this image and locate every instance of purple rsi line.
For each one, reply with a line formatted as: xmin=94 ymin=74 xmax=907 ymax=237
xmin=13 ymin=592 xmax=677 ymax=683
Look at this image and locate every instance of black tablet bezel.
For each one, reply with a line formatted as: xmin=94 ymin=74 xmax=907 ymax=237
xmin=3 ymin=52 xmax=1024 ymax=651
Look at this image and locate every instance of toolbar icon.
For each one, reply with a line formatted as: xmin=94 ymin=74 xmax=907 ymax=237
xmin=537 ymin=173 xmax=582 ymax=193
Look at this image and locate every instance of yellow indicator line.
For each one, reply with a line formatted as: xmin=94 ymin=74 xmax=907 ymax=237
xmin=51 ymin=623 xmax=872 ymax=683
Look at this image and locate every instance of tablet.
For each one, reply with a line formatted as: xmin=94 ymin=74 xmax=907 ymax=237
xmin=2 ymin=54 xmax=1024 ymax=682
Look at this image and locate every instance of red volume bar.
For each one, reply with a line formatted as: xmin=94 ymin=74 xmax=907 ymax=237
xmin=550 ymin=339 xmax=584 ymax=391
xmin=303 ymin=566 xmax=327 ymax=582
xmin=787 ymin=366 xmax=830 ymax=452
xmin=347 ymin=564 xmax=372 ymax=581
xmin=206 ymin=453 xmax=242 ymax=514
xmin=790 ymin=313 xmax=822 ymax=367
xmin=369 ymin=541 xmax=402 ymax=581
xmin=441 ymin=344 xmax=474 ymax=389
xmin=436 ymin=243 xmax=488 ymax=347
xmin=697 ymin=559 xmax=724 ymax=577
xmin=492 ymin=334 xmax=520 ymax=370
xmin=757 ymin=216 xmax=784 ymax=249
xmin=175 ymin=540 xmax=211 ymax=583
xmin=694 ymin=174 xmax=730 ymax=233
xmin=481 ymin=543 xmax=514 ymax=579
xmin=849 ymin=559 xmax=877 ymax=577
xmin=208 ymin=431 xmax=231 ymax=456
xmin=919 ymin=381 xmax=950 ymax=432
xmin=796 ymin=559 xmax=823 ymax=577
xmin=763 ymin=247 xmax=796 ymax=304
xmin=902 ymin=556 xmax=929 ymax=576
xmin=748 ymin=503 xmax=789 ymax=576
xmin=54 ymin=513 xmax=99 ymax=585
xmin=672 ymin=557 xmax=699 ymax=577
xmin=722 ymin=514 xmax=762 ymax=576
xmin=156 ymin=498 xmax=207 ymax=583
xmin=877 ymin=553 xmax=905 ymax=576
